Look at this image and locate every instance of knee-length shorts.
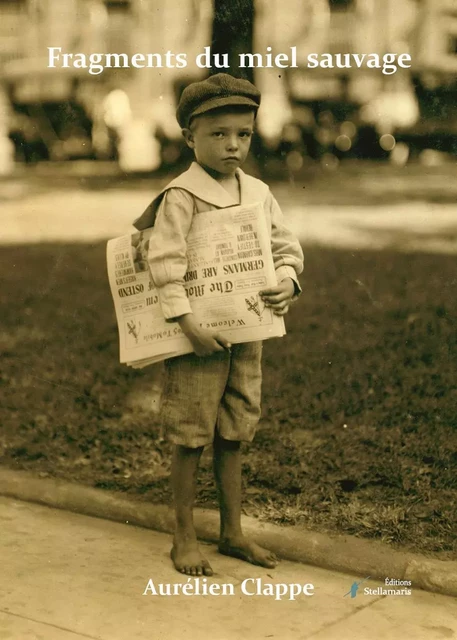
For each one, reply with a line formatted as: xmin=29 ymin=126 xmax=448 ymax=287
xmin=161 ymin=341 xmax=263 ymax=448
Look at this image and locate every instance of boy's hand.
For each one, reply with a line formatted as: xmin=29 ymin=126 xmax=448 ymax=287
xmin=260 ymin=278 xmax=296 ymax=316
xmin=178 ymin=314 xmax=231 ymax=357
xmin=189 ymin=328 xmax=231 ymax=357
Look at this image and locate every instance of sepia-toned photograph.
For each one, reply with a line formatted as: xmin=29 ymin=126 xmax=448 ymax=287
xmin=1 ymin=1 xmax=456 ymax=638
xmin=130 ymin=231 xmax=150 ymax=273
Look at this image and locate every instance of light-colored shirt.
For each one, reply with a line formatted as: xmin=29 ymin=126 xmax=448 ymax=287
xmin=138 ymin=162 xmax=304 ymax=321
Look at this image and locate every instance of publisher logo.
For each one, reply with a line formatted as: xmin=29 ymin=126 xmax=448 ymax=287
xmin=344 ymin=577 xmax=370 ymax=598
xmin=344 ymin=577 xmax=412 ymax=598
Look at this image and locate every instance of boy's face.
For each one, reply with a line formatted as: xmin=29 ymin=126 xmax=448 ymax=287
xmin=183 ymin=109 xmax=255 ymax=177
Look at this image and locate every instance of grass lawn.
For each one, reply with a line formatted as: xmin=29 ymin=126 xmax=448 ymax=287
xmin=1 ymin=242 xmax=456 ymax=558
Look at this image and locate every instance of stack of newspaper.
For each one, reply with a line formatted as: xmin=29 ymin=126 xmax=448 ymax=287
xmin=107 ymin=202 xmax=285 ymax=368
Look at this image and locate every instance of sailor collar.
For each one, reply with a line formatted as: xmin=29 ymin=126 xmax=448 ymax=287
xmin=133 ymin=162 xmax=269 ymax=230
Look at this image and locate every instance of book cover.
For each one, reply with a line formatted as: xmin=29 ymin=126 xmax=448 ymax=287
xmin=1 ymin=1 xmax=456 ymax=639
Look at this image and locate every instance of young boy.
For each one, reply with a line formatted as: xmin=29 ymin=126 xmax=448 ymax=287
xmin=134 ymin=73 xmax=304 ymax=577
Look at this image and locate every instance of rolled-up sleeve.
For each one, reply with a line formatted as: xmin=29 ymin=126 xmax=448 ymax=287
xmin=266 ymin=192 xmax=304 ymax=296
xmin=147 ymin=188 xmax=194 ymax=320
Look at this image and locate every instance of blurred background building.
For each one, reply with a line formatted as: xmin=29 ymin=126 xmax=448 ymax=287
xmin=1 ymin=0 xmax=457 ymax=174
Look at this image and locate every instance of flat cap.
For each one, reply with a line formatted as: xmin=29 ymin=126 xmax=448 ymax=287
xmin=176 ymin=73 xmax=261 ymax=129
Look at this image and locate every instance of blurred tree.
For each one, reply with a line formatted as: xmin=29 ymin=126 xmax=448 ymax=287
xmin=211 ymin=0 xmax=255 ymax=81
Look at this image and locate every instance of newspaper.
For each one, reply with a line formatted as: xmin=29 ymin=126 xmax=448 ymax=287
xmin=107 ymin=202 xmax=285 ymax=368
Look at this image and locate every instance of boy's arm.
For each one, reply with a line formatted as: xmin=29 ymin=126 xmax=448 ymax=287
xmin=147 ymin=188 xmax=195 ymax=320
xmin=147 ymin=188 xmax=231 ymax=355
xmin=267 ymin=191 xmax=304 ymax=296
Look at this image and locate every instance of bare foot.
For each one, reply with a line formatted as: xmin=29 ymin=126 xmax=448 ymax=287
xmin=218 ymin=536 xmax=279 ymax=568
xmin=170 ymin=538 xmax=213 ymax=577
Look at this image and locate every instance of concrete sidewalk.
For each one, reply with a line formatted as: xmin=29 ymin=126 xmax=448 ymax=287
xmin=1 ymin=496 xmax=456 ymax=640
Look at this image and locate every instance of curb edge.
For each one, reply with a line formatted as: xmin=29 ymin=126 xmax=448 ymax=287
xmin=1 ymin=467 xmax=456 ymax=597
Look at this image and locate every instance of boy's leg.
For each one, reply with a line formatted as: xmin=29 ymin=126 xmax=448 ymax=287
xmin=213 ymin=432 xmax=278 ymax=568
xmin=171 ymin=444 xmax=213 ymax=576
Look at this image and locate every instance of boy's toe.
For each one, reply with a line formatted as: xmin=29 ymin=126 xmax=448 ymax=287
xmin=170 ymin=542 xmax=213 ymax=577
xmin=266 ymin=553 xmax=279 ymax=566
